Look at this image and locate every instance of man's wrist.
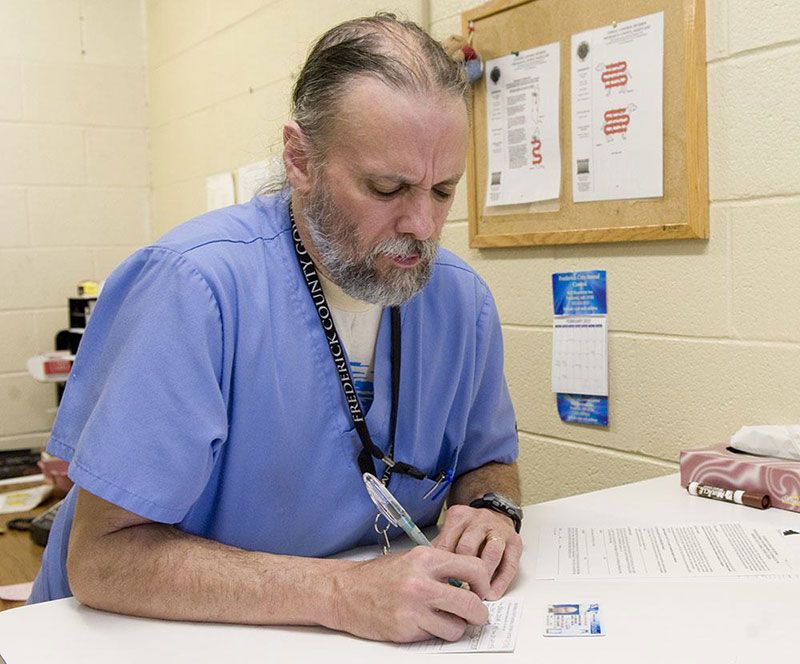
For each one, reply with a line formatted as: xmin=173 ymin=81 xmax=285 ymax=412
xmin=287 ymin=558 xmax=354 ymax=630
xmin=468 ymin=492 xmax=523 ymax=533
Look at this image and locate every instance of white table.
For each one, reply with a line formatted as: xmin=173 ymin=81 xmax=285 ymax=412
xmin=1 ymin=474 xmax=798 ymax=664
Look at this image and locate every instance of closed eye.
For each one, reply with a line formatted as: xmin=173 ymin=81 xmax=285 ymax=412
xmin=370 ymin=185 xmax=403 ymax=198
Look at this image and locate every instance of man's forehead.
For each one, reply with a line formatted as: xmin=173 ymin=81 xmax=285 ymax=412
xmin=325 ymin=79 xmax=468 ymax=182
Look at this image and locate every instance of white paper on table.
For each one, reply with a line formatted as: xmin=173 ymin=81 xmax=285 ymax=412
xmin=235 ymin=160 xmax=268 ymax=203
xmin=0 ymin=484 xmax=51 ymax=514
xmin=536 ymin=523 xmax=798 ymax=580
xmin=206 ymin=172 xmax=235 ymax=211
xmin=485 ymin=42 xmax=561 ymax=207
xmin=571 ymin=12 xmax=663 ymax=202
xmin=0 ymin=582 xmax=33 ymax=602
xmin=551 ymin=316 xmax=608 ymax=396
xmin=404 ymin=600 xmax=522 ymax=653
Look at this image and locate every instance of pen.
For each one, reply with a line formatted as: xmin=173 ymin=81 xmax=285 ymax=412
xmin=395 ymin=513 xmax=465 ymax=589
xmin=687 ymin=481 xmax=770 ymax=509
xmin=395 ymin=513 xmax=435 ymax=548
xmin=362 ymin=472 xmax=465 ymax=588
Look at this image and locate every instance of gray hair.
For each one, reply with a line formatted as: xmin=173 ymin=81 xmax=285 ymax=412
xmin=261 ymin=13 xmax=468 ymax=195
xmin=293 ymin=13 xmax=468 ymax=159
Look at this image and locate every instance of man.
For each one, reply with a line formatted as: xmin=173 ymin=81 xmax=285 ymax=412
xmin=29 ymin=15 xmax=522 ymax=644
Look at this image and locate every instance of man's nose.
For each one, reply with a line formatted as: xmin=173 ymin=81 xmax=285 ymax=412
xmin=397 ymin=192 xmax=437 ymax=241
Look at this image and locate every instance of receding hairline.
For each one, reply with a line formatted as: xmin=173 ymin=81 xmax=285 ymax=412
xmin=320 ymin=75 xmax=469 ymax=157
xmin=291 ymin=14 xmax=469 ymax=157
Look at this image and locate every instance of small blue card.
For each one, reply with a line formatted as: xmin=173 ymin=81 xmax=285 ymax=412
xmin=544 ymin=603 xmax=605 ymax=637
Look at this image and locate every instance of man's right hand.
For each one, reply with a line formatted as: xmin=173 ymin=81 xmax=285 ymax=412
xmin=325 ymin=546 xmax=491 ymax=643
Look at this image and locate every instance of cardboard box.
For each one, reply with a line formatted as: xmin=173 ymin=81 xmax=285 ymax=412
xmin=680 ymin=444 xmax=800 ymax=513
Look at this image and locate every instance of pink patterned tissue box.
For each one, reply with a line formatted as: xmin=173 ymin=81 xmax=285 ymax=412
xmin=680 ymin=444 xmax=800 ymax=513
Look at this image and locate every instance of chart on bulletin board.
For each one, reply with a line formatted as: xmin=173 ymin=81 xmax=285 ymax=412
xmin=463 ymin=0 xmax=708 ymax=247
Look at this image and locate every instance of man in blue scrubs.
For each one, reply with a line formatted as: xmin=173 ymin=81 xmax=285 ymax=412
xmin=29 ymin=15 xmax=523 ymax=643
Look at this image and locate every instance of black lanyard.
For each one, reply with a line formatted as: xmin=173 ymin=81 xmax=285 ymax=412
xmin=289 ymin=204 xmax=428 ymax=483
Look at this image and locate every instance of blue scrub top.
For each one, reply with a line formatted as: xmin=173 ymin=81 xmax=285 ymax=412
xmin=29 ymin=193 xmax=518 ymax=603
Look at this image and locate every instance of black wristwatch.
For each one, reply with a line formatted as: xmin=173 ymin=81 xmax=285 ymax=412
xmin=469 ymin=492 xmax=523 ymax=533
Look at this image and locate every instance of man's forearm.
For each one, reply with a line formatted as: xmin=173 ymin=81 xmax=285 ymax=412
xmin=447 ymin=461 xmax=521 ymax=506
xmin=69 ymin=521 xmax=353 ymax=626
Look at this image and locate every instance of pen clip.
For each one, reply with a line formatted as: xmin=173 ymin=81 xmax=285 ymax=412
xmin=423 ymin=468 xmax=454 ymax=501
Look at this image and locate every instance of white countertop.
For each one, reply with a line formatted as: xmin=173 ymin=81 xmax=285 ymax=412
xmin=1 ymin=474 xmax=798 ymax=664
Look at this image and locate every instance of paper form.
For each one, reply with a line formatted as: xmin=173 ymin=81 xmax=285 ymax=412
xmin=206 ymin=172 xmax=235 ymax=211
xmin=536 ymin=523 xmax=798 ymax=579
xmin=485 ymin=42 xmax=561 ymax=206
xmin=571 ymin=12 xmax=664 ymax=202
xmin=404 ymin=599 xmax=522 ymax=653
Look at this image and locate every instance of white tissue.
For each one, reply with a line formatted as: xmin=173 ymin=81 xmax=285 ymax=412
xmin=730 ymin=425 xmax=800 ymax=461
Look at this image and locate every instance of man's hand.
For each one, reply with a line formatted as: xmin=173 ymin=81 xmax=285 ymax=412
xmin=327 ymin=546 xmax=490 ymax=643
xmin=432 ymin=505 xmax=522 ymax=600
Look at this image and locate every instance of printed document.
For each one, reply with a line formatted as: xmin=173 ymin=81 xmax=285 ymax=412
xmin=571 ymin=12 xmax=664 ymax=202
xmin=404 ymin=599 xmax=522 ymax=653
xmin=485 ymin=42 xmax=561 ymax=206
xmin=536 ymin=523 xmax=797 ymax=579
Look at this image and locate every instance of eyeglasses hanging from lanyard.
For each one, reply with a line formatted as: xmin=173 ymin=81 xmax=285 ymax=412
xmin=290 ymin=203 xmax=438 ymax=486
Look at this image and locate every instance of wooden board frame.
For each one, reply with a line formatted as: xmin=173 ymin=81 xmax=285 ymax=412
xmin=464 ymin=0 xmax=708 ymax=248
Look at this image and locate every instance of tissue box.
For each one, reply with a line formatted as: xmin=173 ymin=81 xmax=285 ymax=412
xmin=680 ymin=444 xmax=800 ymax=513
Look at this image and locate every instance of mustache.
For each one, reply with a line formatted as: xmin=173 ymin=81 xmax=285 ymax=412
xmin=368 ymin=236 xmax=438 ymax=262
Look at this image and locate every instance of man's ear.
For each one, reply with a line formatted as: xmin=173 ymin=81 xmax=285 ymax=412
xmin=283 ymin=121 xmax=312 ymax=194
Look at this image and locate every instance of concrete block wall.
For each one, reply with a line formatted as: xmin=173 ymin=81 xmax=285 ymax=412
xmin=5 ymin=1 xmax=797 ymax=507
xmin=146 ymin=0 xmax=800 ymax=505
xmin=147 ymin=0 xmax=426 ymax=238
xmin=432 ymin=0 xmax=800 ymax=504
xmin=0 ymin=1 xmax=150 ymax=453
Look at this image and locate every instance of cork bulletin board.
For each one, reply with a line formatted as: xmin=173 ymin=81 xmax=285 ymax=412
xmin=463 ymin=0 xmax=708 ymax=247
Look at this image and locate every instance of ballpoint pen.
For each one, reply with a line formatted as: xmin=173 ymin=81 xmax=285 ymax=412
xmin=362 ymin=472 xmax=464 ymax=588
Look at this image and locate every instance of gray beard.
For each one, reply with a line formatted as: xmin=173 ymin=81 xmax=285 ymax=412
xmin=302 ymin=183 xmax=438 ymax=307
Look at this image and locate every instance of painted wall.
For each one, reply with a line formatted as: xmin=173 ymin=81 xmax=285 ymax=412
xmin=430 ymin=0 xmax=800 ymax=502
xmin=147 ymin=0 xmax=426 ymax=237
xmin=0 ymin=1 xmax=150 ymax=453
xmin=4 ymin=1 xmax=798 ymax=507
xmin=150 ymin=1 xmax=800 ymax=504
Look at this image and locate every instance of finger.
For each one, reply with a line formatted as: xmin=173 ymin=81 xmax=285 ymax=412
xmin=486 ymin=538 xmax=522 ymax=600
xmin=431 ymin=552 xmax=491 ymax=599
xmin=432 ymin=509 xmax=470 ymax=552
xmin=429 ymin=583 xmax=489 ymax=627
xmin=418 ymin=610 xmax=468 ymax=642
xmin=479 ymin=533 xmax=506 ymax=580
xmin=454 ymin=524 xmax=491 ymax=558
xmin=431 ymin=521 xmax=463 ymax=552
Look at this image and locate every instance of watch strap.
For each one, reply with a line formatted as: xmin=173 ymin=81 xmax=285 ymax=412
xmin=469 ymin=493 xmax=522 ymax=533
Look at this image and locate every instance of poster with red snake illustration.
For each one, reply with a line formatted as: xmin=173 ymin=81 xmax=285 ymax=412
xmin=484 ymin=42 xmax=561 ymax=208
xmin=570 ymin=12 xmax=664 ymax=202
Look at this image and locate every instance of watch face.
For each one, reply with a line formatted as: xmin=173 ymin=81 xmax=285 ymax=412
xmin=487 ymin=492 xmax=521 ymax=511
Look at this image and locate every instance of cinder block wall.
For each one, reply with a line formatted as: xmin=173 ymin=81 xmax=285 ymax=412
xmin=148 ymin=0 xmax=426 ymax=237
xmin=431 ymin=0 xmax=800 ymax=503
xmin=5 ymin=1 xmax=798 ymax=507
xmin=0 ymin=1 xmax=150 ymax=452
xmin=147 ymin=0 xmax=800 ymax=505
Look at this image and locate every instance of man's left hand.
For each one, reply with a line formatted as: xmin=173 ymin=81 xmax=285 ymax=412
xmin=431 ymin=505 xmax=522 ymax=601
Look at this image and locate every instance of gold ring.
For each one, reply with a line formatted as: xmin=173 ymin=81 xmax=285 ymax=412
xmin=486 ymin=535 xmax=505 ymax=546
